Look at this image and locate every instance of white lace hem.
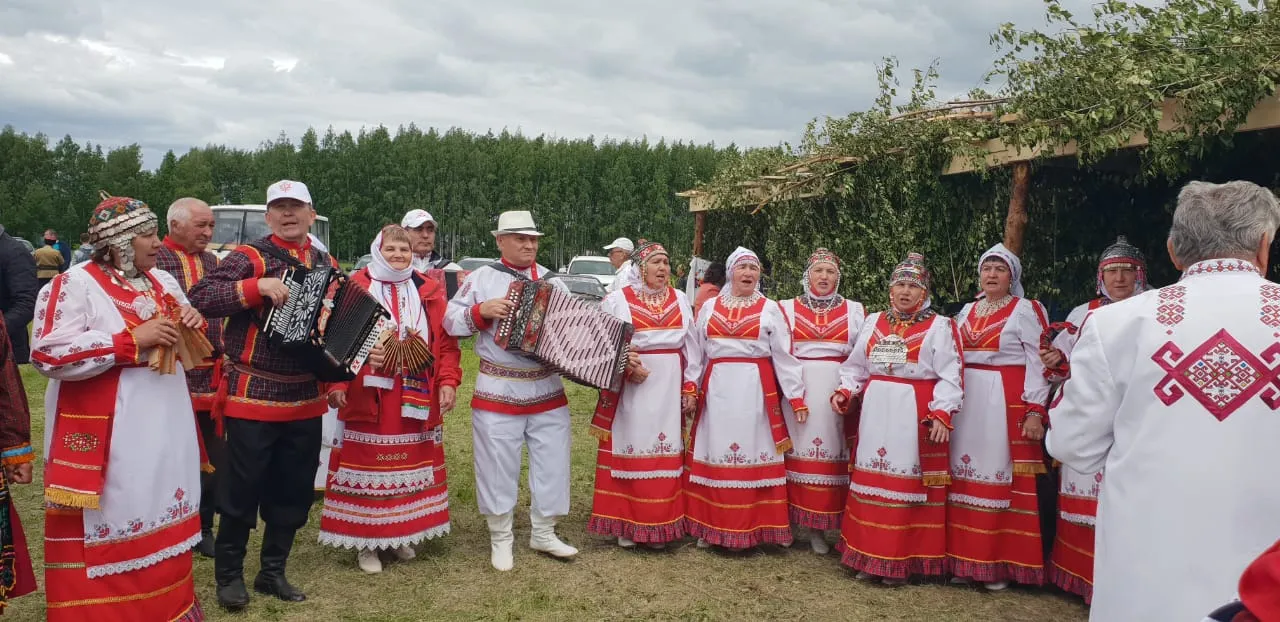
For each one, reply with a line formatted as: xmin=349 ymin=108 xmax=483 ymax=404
xmin=689 ymin=475 xmax=786 ymax=489
xmin=786 ymin=471 xmax=850 ymax=486
xmin=947 ymin=493 xmax=1011 ymax=509
xmin=1059 ymin=511 xmax=1096 ymax=526
xmin=342 ymin=430 xmax=431 ymax=445
xmin=849 ymin=483 xmax=926 ymax=504
xmin=333 ymin=467 xmax=434 ymax=490
xmin=322 ymin=499 xmax=450 ymax=526
xmin=85 ymin=532 xmax=202 ymax=579
xmin=610 ymin=469 xmax=684 ymax=480
xmin=317 ymin=524 xmax=451 ymax=551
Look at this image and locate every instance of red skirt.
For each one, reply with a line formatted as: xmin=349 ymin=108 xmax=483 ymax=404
xmin=1050 ymin=519 xmax=1095 ymax=603
xmin=945 ymin=473 xmax=1046 ymax=585
xmin=786 ymin=477 xmax=846 ymax=531
xmin=588 ymin=439 xmax=685 ymax=543
xmin=837 ymin=486 xmax=947 ymax=579
xmin=45 ymin=508 xmax=201 ymax=622
xmin=683 ymin=481 xmax=791 ymax=549
xmin=319 ymin=413 xmax=447 ymax=550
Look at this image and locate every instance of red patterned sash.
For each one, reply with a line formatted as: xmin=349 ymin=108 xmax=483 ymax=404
xmin=868 ymin=374 xmax=950 ymax=487
xmin=44 ymin=369 xmax=122 ymax=509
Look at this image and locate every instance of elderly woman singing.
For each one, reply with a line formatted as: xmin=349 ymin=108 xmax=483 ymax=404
xmin=946 ymin=243 xmax=1051 ymax=591
xmin=588 ymin=242 xmax=700 ymax=549
xmin=778 ymin=249 xmax=866 ymax=554
xmin=684 ymin=246 xmax=807 ymax=549
xmin=831 ymin=252 xmax=963 ymax=584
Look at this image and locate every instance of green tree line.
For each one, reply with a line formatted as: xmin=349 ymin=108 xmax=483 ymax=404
xmin=0 ymin=124 xmax=731 ymax=265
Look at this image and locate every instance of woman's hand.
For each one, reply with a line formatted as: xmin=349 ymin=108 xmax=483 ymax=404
xmin=179 ymin=304 xmax=204 ymax=329
xmin=1039 ymin=348 xmax=1064 ymax=368
xmin=681 ymin=394 xmax=696 ymax=416
xmin=794 ymin=407 xmax=809 ymax=423
xmin=328 ymin=390 xmax=347 ymax=409
xmin=928 ymin=420 xmax=950 ymax=444
xmin=1022 ymin=415 xmax=1046 ymax=441
xmin=4 ymin=463 xmax=32 ymax=485
xmin=439 ymin=385 xmax=457 ymax=413
xmin=133 ymin=318 xmax=179 ymax=349
xmin=830 ymin=391 xmax=849 ymax=415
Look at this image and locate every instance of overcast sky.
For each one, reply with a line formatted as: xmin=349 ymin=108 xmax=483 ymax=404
xmin=0 ymin=0 xmax=1105 ymax=168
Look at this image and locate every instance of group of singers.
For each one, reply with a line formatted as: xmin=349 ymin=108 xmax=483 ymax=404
xmin=30 ymin=178 xmax=1141 ymax=621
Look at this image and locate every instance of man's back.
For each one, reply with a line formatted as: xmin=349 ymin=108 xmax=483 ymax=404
xmin=1050 ymin=258 xmax=1280 ymax=621
xmin=33 ymin=246 xmax=62 ymax=279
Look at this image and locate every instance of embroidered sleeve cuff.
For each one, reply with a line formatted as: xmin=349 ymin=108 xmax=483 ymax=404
xmin=469 ymin=304 xmax=492 ymax=332
xmin=788 ymin=397 xmax=807 ymax=412
xmin=239 ymin=278 xmax=264 ymax=309
xmin=326 ymin=382 xmax=349 ymax=395
xmin=112 ymin=330 xmax=141 ymax=364
xmin=0 ymin=443 xmax=33 ymax=466
xmin=681 ymin=382 xmax=698 ymax=396
xmin=835 ymin=387 xmax=853 ymax=401
xmin=1023 ymin=402 xmax=1048 ymax=425
xmin=927 ymin=409 xmax=955 ymax=429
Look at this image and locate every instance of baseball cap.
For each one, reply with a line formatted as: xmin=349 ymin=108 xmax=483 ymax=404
xmin=401 ymin=209 xmax=436 ymax=228
xmin=604 ymin=237 xmax=634 ymax=253
xmin=266 ymin=180 xmax=312 ymax=207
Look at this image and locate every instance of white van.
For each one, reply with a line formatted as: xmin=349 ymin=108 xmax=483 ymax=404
xmin=208 ymin=204 xmax=331 ymax=259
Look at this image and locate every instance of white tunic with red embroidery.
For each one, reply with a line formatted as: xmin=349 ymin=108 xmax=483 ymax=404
xmin=1051 ymin=299 xmax=1107 ymax=525
xmin=443 ymin=262 xmax=567 ymax=415
xmin=777 ymin=298 xmax=866 ymax=484
xmin=1047 ymin=258 xmax=1280 ymax=622
xmin=34 ymin=265 xmax=202 ymax=577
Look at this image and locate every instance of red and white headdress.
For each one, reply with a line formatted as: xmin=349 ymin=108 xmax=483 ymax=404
xmin=88 ymin=192 xmax=158 ymax=277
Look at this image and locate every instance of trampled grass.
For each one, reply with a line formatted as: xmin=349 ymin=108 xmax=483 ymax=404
xmin=7 ymin=344 xmax=1088 ymax=621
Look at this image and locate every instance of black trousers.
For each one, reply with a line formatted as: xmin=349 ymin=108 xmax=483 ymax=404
xmin=196 ymin=410 xmax=226 ymax=531
xmin=218 ymin=417 xmax=322 ymax=530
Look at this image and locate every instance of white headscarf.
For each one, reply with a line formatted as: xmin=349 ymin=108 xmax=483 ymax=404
xmin=722 ymin=246 xmax=764 ymax=294
xmin=977 ymin=242 xmax=1025 ymax=298
xmin=366 ymin=232 xmax=428 ymax=342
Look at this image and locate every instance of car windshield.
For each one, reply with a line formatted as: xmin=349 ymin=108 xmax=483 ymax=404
xmin=211 ymin=211 xmax=244 ymax=246
xmin=569 ymin=260 xmax=616 ymax=276
xmin=458 ymin=258 xmax=493 ymax=271
xmin=243 ymin=211 xmax=271 ymax=242
xmin=354 ymin=254 xmax=373 ymax=270
xmin=563 ymin=279 xmax=605 ymax=297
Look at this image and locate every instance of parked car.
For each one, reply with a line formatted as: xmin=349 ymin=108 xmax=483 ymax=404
xmin=208 ymin=204 xmax=331 ymax=259
xmin=457 ymin=257 xmax=493 ymax=271
xmin=12 ymin=237 xmax=34 ymax=254
xmin=566 ymin=255 xmax=618 ymax=289
xmin=547 ymin=273 xmax=608 ymax=304
xmin=353 ymin=254 xmax=373 ymax=271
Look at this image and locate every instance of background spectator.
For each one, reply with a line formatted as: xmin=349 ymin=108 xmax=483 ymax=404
xmin=0 ymin=219 xmax=38 ymax=364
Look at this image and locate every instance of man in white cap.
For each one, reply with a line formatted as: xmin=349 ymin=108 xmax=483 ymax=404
xmin=189 ymin=179 xmax=337 ymax=610
xmin=603 ymin=237 xmax=635 ymax=293
xmin=444 ymin=210 xmax=577 ymax=571
xmin=402 ymin=209 xmax=454 ymax=271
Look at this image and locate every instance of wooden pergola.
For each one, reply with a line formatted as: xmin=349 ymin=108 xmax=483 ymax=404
xmin=680 ymin=94 xmax=1280 ymax=258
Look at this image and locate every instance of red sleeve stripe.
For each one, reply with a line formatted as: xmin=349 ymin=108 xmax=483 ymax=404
xmin=32 ymin=347 xmax=115 ymax=367
xmin=40 ymin=275 xmax=65 ymax=337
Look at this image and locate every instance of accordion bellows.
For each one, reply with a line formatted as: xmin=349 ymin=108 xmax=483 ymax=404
xmin=263 ymin=265 xmax=392 ymax=381
xmin=495 ymin=280 xmax=633 ymax=392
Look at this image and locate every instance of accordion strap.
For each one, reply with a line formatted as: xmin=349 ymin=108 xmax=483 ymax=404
xmin=484 ymin=262 xmax=530 ymax=281
xmin=248 ymin=239 xmax=330 ymax=272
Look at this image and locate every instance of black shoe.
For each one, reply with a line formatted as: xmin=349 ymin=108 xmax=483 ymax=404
xmin=253 ymin=573 xmax=306 ymax=602
xmin=255 ymin=524 xmax=305 ymax=602
xmin=196 ymin=529 xmax=216 ymax=559
xmin=216 ymin=577 xmax=250 ymax=611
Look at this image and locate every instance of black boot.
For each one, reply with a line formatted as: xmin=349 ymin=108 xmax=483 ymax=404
xmin=253 ymin=525 xmax=306 ymax=602
xmin=214 ymin=518 xmax=252 ymax=611
xmin=196 ymin=526 xmax=216 ymax=558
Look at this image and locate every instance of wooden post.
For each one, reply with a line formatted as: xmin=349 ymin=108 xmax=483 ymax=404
xmin=692 ymin=210 xmax=706 ymax=257
xmin=1004 ymin=162 xmax=1030 ymax=256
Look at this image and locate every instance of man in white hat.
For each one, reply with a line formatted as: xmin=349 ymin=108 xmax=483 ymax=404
xmin=603 ymin=237 xmax=635 ymax=294
xmin=402 ymin=209 xmax=455 ymax=272
xmin=189 ymin=179 xmax=337 ymax=610
xmin=444 ymin=210 xmax=577 ymax=571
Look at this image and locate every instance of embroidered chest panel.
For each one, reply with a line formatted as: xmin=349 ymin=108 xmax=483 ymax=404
xmin=791 ymin=301 xmax=850 ymax=343
xmin=624 ymin=288 xmax=683 ymax=331
xmin=959 ymin=300 xmax=1018 ymax=352
xmin=707 ymin=298 xmax=766 ymax=340
xmin=866 ymin=314 xmax=935 ymax=364
xmin=85 ymin=264 xmax=172 ymax=328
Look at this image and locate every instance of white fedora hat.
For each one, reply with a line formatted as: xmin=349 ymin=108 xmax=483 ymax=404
xmin=491 ymin=210 xmax=544 ymax=237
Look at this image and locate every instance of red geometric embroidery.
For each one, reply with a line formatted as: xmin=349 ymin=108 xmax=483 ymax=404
xmin=1182 ymin=259 xmax=1261 ymax=279
xmin=1156 ymin=285 xmax=1186 ymax=332
xmin=1261 ymin=284 xmax=1280 ymax=330
xmin=1152 ymin=329 xmax=1280 ymax=421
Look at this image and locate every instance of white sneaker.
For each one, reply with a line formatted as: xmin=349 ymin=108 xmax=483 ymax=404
xmin=485 ymin=513 xmax=515 ymax=571
xmin=696 ymin=539 xmax=710 ymax=549
xmin=984 ymin=581 xmax=1009 ymax=591
xmin=855 ymin=571 xmax=873 ymax=580
xmin=617 ymin=536 xmax=637 ymax=548
xmin=357 ymin=549 xmax=382 ymax=574
xmin=529 ymin=511 xmax=578 ymax=558
xmin=809 ymin=532 xmax=830 ymax=555
xmin=393 ymin=545 xmax=416 ymax=561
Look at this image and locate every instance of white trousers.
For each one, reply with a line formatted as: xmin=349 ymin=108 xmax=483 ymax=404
xmin=472 ymin=407 xmax=572 ymax=517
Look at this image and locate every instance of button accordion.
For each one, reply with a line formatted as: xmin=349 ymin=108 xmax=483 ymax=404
xmin=494 ymin=278 xmax=633 ymax=392
xmin=262 ymin=265 xmax=392 ymax=381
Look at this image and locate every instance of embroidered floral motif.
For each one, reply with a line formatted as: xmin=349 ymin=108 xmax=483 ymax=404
xmin=63 ymin=432 xmax=99 ymax=452
xmin=1152 ymin=328 xmax=1280 ymax=421
xmin=1261 ymin=284 xmax=1280 ymax=331
xmin=719 ymin=443 xmax=747 ymax=465
xmin=856 ymin=447 xmax=921 ymax=477
xmin=1156 ymin=285 xmax=1187 ymax=331
xmin=86 ymin=487 xmax=196 ymax=544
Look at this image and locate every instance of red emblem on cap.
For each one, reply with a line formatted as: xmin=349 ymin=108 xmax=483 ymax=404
xmin=279 ymin=181 xmax=292 ymax=191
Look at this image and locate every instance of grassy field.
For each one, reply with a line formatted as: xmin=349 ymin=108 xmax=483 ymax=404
xmin=7 ymin=344 xmax=1089 ymax=621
